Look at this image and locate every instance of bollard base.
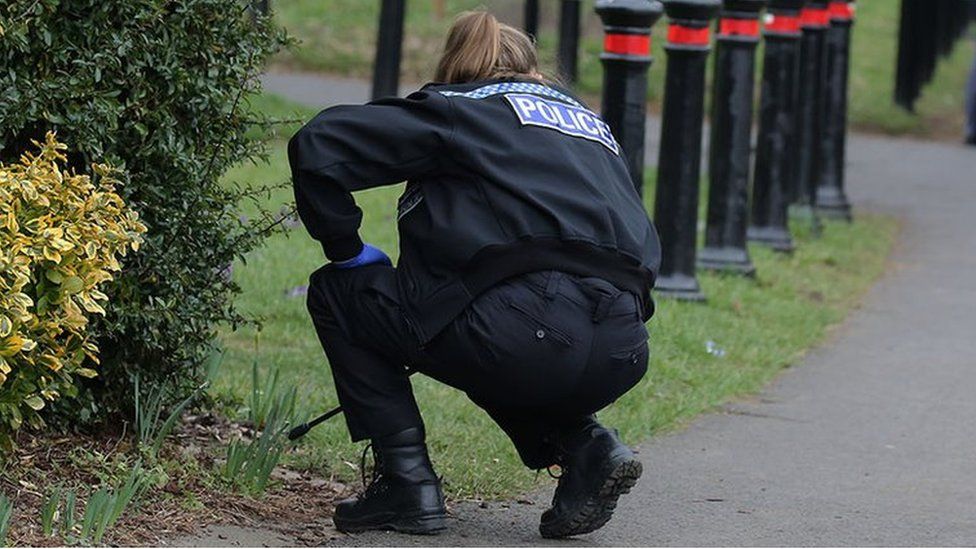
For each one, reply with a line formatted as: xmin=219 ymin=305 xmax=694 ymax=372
xmin=747 ymin=226 xmax=795 ymax=254
xmin=654 ymin=273 xmax=706 ymax=302
xmin=790 ymin=204 xmax=825 ymax=237
xmin=814 ymin=187 xmax=853 ymax=221
xmin=815 ymin=203 xmax=852 ymax=221
xmin=697 ymin=246 xmax=756 ymax=277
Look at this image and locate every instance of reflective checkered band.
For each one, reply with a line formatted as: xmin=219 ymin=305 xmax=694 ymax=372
xmin=439 ymin=82 xmax=583 ymax=108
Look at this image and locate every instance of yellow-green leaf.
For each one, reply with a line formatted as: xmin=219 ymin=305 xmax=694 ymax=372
xmin=45 ymin=269 xmax=64 ymax=284
xmin=78 ymin=296 xmax=105 ymax=315
xmin=24 ymin=395 xmax=45 ymax=411
xmin=75 ymin=368 xmax=98 ymax=379
xmin=42 ymin=246 xmax=62 ymax=263
xmin=0 ymin=335 xmax=25 ymax=357
xmin=61 ymin=276 xmax=84 ymax=295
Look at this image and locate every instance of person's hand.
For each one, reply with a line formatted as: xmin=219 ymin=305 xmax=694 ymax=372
xmin=333 ymin=243 xmax=392 ymax=269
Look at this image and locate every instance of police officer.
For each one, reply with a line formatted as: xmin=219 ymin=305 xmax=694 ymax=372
xmin=289 ymin=11 xmax=660 ymax=539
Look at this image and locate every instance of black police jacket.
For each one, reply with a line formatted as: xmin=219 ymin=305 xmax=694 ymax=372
xmin=289 ymin=78 xmax=661 ymax=343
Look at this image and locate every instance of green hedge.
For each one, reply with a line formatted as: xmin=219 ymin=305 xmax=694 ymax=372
xmin=0 ymin=0 xmax=287 ymax=429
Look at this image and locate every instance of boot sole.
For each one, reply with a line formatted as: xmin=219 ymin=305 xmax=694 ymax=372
xmin=539 ymin=457 xmax=643 ymax=539
xmin=335 ymin=512 xmax=447 ymax=535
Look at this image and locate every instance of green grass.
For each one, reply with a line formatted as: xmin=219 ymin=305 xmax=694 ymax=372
xmin=213 ymin=96 xmax=898 ymax=498
xmin=270 ymin=0 xmax=973 ymax=138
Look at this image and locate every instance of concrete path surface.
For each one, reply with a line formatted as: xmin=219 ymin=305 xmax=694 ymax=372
xmin=260 ymin=73 xmax=976 ymax=546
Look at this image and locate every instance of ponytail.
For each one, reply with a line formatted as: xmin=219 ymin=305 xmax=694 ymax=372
xmin=435 ymin=11 xmax=542 ymax=84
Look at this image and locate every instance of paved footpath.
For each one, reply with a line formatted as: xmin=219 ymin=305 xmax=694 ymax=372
xmin=262 ymin=73 xmax=976 ymax=546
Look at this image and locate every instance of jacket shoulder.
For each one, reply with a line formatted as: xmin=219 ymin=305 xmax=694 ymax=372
xmin=418 ymin=79 xmax=587 ymax=109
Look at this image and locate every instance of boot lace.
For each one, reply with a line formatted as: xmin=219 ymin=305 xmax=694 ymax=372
xmin=358 ymin=443 xmax=386 ymax=498
xmin=545 ymin=436 xmax=571 ymax=480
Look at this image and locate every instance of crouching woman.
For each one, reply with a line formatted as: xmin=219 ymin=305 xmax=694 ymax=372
xmin=288 ymin=11 xmax=660 ymax=539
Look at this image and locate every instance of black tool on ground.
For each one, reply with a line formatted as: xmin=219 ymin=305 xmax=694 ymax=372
xmin=653 ymin=0 xmax=721 ymax=302
xmin=698 ymin=0 xmax=766 ymax=277
xmin=595 ymin=0 xmax=665 ymax=196
xmin=289 ymin=368 xmax=418 ymax=441
xmin=748 ymin=0 xmax=806 ymax=253
xmin=288 ymin=406 xmax=342 ymax=440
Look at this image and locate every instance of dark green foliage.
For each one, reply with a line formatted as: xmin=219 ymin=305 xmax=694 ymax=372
xmin=0 ymin=1 xmax=288 ymax=427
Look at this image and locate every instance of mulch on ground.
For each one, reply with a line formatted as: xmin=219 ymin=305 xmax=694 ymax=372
xmin=2 ymin=413 xmax=353 ymax=547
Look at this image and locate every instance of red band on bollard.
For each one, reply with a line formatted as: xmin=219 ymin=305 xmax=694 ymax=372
xmin=828 ymin=2 xmax=855 ymax=21
xmin=667 ymin=24 xmax=711 ymax=46
xmin=719 ymin=18 xmax=761 ymax=38
xmin=603 ymin=33 xmax=651 ymax=56
xmin=800 ymin=7 xmax=830 ymax=27
xmin=765 ymin=14 xmax=802 ymax=33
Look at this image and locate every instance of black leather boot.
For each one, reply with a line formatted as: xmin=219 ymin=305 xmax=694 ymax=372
xmin=539 ymin=420 xmax=642 ymax=539
xmin=333 ymin=427 xmax=447 ymax=535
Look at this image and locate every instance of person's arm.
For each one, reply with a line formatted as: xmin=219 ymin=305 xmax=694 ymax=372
xmin=288 ymin=90 xmax=454 ymax=261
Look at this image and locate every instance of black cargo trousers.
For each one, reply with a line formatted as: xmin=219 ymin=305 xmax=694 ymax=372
xmin=306 ymin=266 xmax=650 ymax=469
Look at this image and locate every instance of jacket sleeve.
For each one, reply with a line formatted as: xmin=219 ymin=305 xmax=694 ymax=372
xmin=288 ymin=90 xmax=454 ymax=261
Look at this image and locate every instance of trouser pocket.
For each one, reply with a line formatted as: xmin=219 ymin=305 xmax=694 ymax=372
xmin=441 ymin=281 xmax=591 ymax=408
xmin=568 ymin=319 xmax=649 ymax=416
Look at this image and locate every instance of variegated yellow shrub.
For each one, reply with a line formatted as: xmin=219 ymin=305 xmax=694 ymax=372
xmin=0 ymin=134 xmax=145 ymax=445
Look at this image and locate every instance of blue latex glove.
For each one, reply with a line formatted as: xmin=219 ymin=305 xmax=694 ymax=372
xmin=333 ymin=243 xmax=392 ymax=269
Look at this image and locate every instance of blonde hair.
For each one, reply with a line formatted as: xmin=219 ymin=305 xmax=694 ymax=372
xmin=434 ymin=11 xmax=543 ymax=84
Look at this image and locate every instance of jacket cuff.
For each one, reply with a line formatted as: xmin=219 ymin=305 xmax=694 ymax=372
xmin=322 ymin=235 xmax=364 ymax=262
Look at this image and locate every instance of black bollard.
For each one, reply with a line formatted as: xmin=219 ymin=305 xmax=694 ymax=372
xmin=525 ymin=0 xmax=540 ymax=40
xmin=372 ymin=0 xmax=406 ymax=100
xmin=698 ymin=0 xmax=766 ymax=276
xmin=791 ymin=0 xmax=828 ymax=237
xmin=747 ymin=0 xmax=806 ymax=253
xmin=558 ymin=0 xmax=582 ymax=85
xmin=596 ymin=0 xmax=665 ymax=195
xmin=654 ymin=0 xmax=721 ymax=301
xmin=815 ymin=0 xmax=854 ymax=220
xmin=792 ymin=1 xmax=828 ymax=206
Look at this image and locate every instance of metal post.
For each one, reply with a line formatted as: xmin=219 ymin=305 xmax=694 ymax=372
xmin=748 ymin=0 xmax=806 ymax=253
xmin=372 ymin=0 xmax=406 ymax=100
xmin=653 ymin=0 xmax=721 ymax=302
xmin=698 ymin=0 xmax=766 ymax=276
xmin=250 ymin=0 xmax=269 ymax=20
xmin=596 ymin=0 xmax=665 ymax=195
xmin=894 ymin=0 xmax=920 ymax=110
xmin=558 ymin=0 xmax=582 ymax=84
xmin=791 ymin=0 xmax=828 ymax=235
xmin=525 ymin=0 xmax=540 ymax=39
xmin=815 ymin=0 xmax=854 ymax=220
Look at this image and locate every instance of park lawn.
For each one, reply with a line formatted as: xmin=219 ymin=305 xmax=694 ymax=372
xmin=215 ymin=94 xmax=898 ymax=499
xmin=271 ymin=0 xmax=973 ymax=139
